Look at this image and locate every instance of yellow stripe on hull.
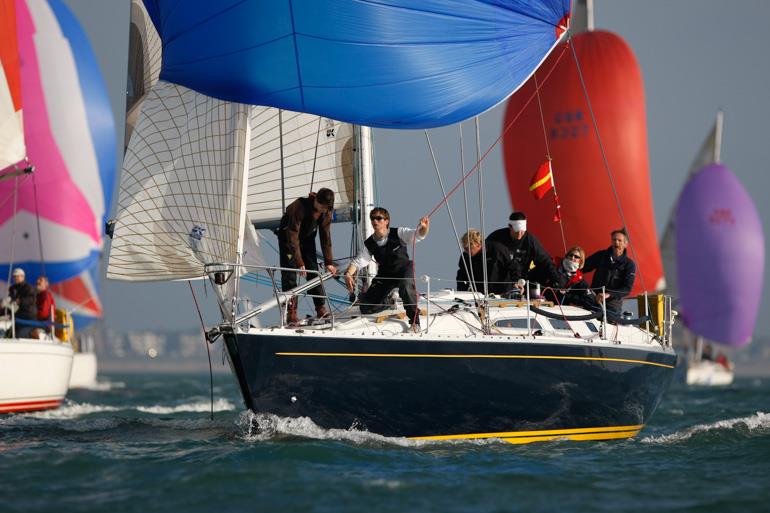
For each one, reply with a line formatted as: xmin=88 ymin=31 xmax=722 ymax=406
xmin=411 ymin=424 xmax=643 ymax=444
xmin=276 ymin=352 xmax=674 ymax=369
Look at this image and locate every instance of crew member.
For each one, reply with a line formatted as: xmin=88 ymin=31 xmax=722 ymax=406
xmin=582 ymin=228 xmax=636 ymax=314
xmin=456 ymin=229 xmax=514 ymax=295
xmin=277 ymin=188 xmax=338 ymax=324
xmin=343 ymin=208 xmax=429 ymax=329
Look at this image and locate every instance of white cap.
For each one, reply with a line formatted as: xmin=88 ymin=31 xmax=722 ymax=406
xmin=12 ymin=267 xmax=25 ymax=277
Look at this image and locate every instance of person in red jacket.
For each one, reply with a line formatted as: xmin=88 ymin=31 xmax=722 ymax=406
xmin=35 ymin=276 xmax=56 ymax=335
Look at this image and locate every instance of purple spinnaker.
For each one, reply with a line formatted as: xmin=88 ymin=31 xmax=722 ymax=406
xmin=675 ymin=164 xmax=764 ymax=347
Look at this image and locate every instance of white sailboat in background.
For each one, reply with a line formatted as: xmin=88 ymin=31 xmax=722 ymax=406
xmin=1 ymin=0 xmax=117 ymax=404
xmin=661 ymin=111 xmax=765 ymax=385
xmin=1 ymin=0 xmax=74 ymax=412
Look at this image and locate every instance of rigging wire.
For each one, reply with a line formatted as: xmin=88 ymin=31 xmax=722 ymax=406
xmin=6 ymin=177 xmax=19 ymax=286
xmin=31 ymin=174 xmax=46 ymax=277
xmin=534 ymin=73 xmax=568 ymax=254
xmin=423 ymin=130 xmax=472 ymax=292
xmin=308 ymin=116 xmax=322 ymax=191
xmin=568 ymin=40 xmax=647 ymax=291
xmin=475 ymin=116 xmax=490 ymax=307
xmin=423 ymin=43 xmax=570 ymax=221
xmin=188 ymin=281 xmax=215 ymax=421
xmin=458 ymin=122 xmax=478 ymax=295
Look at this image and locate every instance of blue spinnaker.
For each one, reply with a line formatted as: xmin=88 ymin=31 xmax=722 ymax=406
xmin=143 ymin=0 xmax=570 ymax=128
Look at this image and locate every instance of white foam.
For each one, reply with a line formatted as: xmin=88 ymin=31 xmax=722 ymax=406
xmin=236 ymin=411 xmax=504 ymax=447
xmin=26 ymin=401 xmax=120 ymax=419
xmin=137 ymin=398 xmax=235 ymax=414
xmin=78 ymin=380 xmax=126 ymax=392
xmin=642 ymin=411 xmax=770 ymax=444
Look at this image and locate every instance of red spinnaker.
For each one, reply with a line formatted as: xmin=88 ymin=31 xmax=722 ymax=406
xmin=503 ymin=31 xmax=664 ymax=294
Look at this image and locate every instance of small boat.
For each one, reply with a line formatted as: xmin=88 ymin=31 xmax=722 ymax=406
xmin=109 ymin=0 xmax=677 ymax=442
xmin=1 ymin=0 xmax=116 ymax=406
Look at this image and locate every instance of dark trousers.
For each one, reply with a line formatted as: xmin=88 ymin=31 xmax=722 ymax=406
xmin=359 ymin=264 xmax=419 ymax=324
xmin=279 ymin=236 xmax=326 ymax=309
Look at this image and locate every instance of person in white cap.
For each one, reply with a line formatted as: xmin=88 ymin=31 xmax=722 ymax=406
xmin=486 ymin=211 xmax=558 ymax=294
xmin=6 ymin=268 xmax=37 ymax=338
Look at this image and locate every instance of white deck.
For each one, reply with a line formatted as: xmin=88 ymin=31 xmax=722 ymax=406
xmin=243 ymin=290 xmax=674 ymax=357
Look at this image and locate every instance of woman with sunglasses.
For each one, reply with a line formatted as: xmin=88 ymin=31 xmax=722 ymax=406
xmin=546 ymin=246 xmax=593 ymax=308
xmin=343 ymin=207 xmax=429 ymax=330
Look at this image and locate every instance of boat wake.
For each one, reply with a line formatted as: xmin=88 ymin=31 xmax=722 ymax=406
xmin=78 ymin=379 xmax=126 ymax=392
xmin=235 ymin=411 xmax=503 ymax=447
xmin=641 ymin=411 xmax=770 ymax=444
xmin=137 ymin=398 xmax=235 ymax=414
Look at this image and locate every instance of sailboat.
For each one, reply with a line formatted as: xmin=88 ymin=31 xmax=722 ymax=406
xmin=0 ymin=0 xmax=116 ymax=410
xmin=109 ymin=0 xmax=677 ymax=443
xmin=661 ymin=112 xmax=764 ymax=385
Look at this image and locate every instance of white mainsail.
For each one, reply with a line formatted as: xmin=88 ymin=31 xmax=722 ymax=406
xmin=247 ymin=108 xmax=355 ymax=228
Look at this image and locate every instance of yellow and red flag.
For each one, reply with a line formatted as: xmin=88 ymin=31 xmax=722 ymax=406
xmin=529 ymin=160 xmax=554 ymax=200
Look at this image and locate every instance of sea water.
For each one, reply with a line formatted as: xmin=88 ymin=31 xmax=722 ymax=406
xmin=1 ymin=373 xmax=768 ymax=513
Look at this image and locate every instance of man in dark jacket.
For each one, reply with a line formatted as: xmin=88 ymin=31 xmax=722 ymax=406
xmin=277 ymin=188 xmax=338 ymax=324
xmin=6 ymin=268 xmax=37 ymax=338
xmin=582 ymin=229 xmax=636 ymax=314
xmin=456 ymin=229 xmax=514 ymax=295
xmin=487 ymin=211 xmax=559 ymax=291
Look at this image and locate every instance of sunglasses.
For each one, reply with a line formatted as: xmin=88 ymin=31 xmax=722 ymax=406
xmin=370 ymin=216 xmax=386 ymax=222
xmin=567 ymin=253 xmax=581 ymax=260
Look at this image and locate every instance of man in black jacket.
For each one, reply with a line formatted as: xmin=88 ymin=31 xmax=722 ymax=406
xmin=487 ymin=211 xmax=558 ymax=292
xmin=5 ymin=268 xmax=37 ymax=338
xmin=582 ymin=229 xmax=636 ymax=314
xmin=456 ymin=229 xmax=514 ymax=295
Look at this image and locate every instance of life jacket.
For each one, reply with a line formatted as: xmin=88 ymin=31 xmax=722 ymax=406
xmin=364 ymin=228 xmax=410 ymax=277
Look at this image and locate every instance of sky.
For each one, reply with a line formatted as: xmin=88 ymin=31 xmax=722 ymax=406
xmin=62 ymin=0 xmax=770 ymax=337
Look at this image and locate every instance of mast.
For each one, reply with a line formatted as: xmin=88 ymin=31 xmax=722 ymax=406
xmin=356 ymin=125 xmax=377 ymax=280
xmin=713 ymin=109 xmax=723 ymax=164
xmin=571 ymin=0 xmax=594 ymax=34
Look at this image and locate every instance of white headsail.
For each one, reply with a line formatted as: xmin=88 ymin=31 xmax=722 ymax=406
xmin=107 ymin=81 xmax=251 ymax=281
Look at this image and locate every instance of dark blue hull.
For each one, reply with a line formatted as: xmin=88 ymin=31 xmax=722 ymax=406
xmin=223 ymin=332 xmax=677 ymax=442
